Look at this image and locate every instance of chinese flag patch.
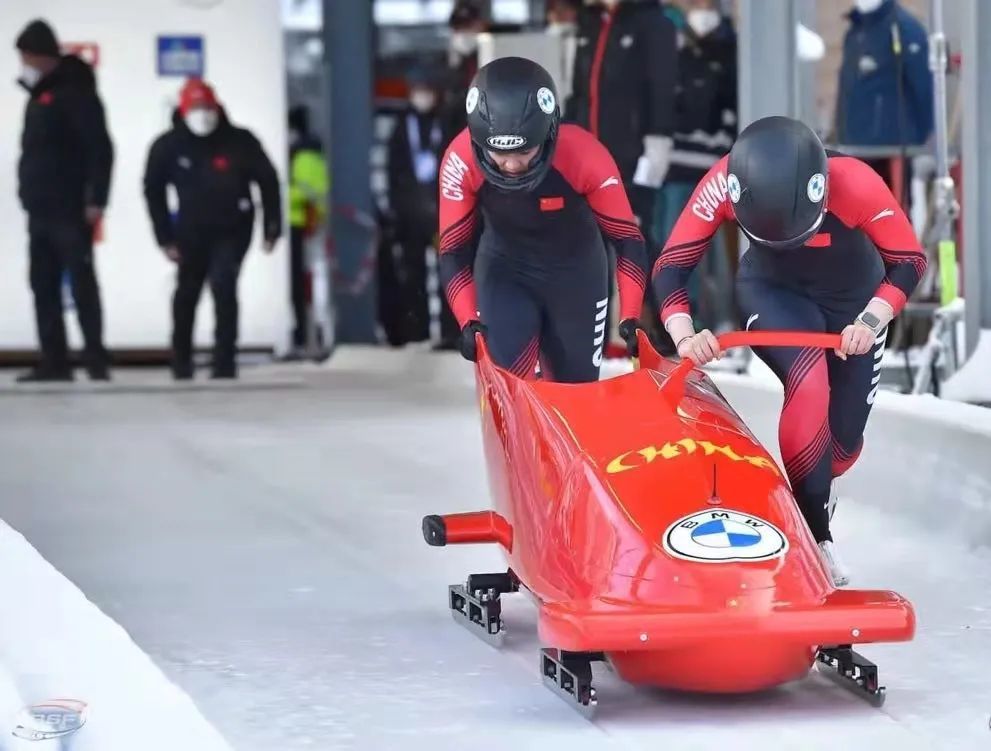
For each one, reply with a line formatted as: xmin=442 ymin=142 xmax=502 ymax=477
xmin=804 ymin=232 xmax=832 ymax=248
xmin=213 ymin=155 xmax=230 ymax=171
xmin=540 ymin=196 xmax=564 ymax=212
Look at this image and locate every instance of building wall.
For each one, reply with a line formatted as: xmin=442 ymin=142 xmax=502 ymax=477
xmin=0 ymin=0 xmax=288 ymax=352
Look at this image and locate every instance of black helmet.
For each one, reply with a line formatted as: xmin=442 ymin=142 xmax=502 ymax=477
xmin=727 ymin=116 xmax=828 ymax=250
xmin=466 ymin=56 xmax=561 ymax=192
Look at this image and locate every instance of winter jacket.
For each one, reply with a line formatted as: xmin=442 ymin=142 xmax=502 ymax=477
xmin=387 ymin=109 xmax=446 ymax=234
xmin=18 ymin=54 xmax=114 ymax=217
xmin=565 ymin=0 xmax=678 ymax=180
xmin=835 ymin=0 xmax=934 ymax=147
xmin=666 ymin=18 xmax=737 ymax=185
xmin=143 ymin=110 xmax=282 ymax=248
xmin=289 ymin=133 xmax=328 ymax=230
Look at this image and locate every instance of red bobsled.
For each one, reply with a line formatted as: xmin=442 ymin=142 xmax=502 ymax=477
xmin=422 ymin=330 xmax=915 ymax=714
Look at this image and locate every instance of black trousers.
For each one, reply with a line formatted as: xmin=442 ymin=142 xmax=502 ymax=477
xmin=736 ymin=274 xmax=888 ymax=543
xmin=475 ymin=244 xmax=609 ymax=383
xmin=290 ymin=227 xmax=307 ymax=348
xmin=28 ymin=214 xmax=107 ymax=370
xmin=173 ymin=230 xmax=250 ymax=372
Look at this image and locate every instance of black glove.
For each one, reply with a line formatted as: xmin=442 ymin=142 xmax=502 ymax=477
xmin=618 ymin=318 xmax=643 ymax=358
xmin=459 ymin=320 xmax=487 ymax=362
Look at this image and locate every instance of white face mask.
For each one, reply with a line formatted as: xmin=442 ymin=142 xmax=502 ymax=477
xmin=854 ymin=0 xmax=884 ymax=13
xmin=547 ymin=21 xmax=577 ymax=36
xmin=409 ymin=90 xmax=437 ymax=114
xmin=19 ymin=63 xmax=42 ymax=89
xmin=450 ymin=31 xmax=478 ymax=57
xmin=687 ymin=9 xmax=721 ymax=38
xmin=185 ymin=109 xmax=219 ymax=137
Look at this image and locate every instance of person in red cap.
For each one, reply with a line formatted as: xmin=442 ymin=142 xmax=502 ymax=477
xmin=143 ymin=78 xmax=282 ymax=380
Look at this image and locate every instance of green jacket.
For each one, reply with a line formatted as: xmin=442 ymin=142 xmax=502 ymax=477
xmin=289 ymin=140 xmax=328 ymax=229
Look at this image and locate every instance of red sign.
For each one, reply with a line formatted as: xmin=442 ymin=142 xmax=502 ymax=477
xmin=62 ymin=42 xmax=100 ymax=68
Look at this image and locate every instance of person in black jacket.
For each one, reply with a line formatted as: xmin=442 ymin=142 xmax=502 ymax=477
xmin=654 ymin=0 xmax=737 ymax=333
xmin=15 ymin=19 xmax=114 ymax=382
xmin=385 ymin=67 xmax=448 ymax=346
xmin=566 ymin=0 xmax=678 ymax=235
xmin=565 ymin=0 xmax=678 ymax=351
xmin=143 ymin=78 xmax=282 ymax=380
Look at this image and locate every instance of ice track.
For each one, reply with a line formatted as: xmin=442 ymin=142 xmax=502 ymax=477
xmin=0 ymin=349 xmax=988 ymax=750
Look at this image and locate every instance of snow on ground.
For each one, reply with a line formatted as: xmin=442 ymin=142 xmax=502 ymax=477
xmin=0 ymin=521 xmax=231 ymax=751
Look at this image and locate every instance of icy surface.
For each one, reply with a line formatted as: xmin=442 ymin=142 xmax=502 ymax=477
xmin=0 ymin=351 xmax=987 ymax=750
xmin=0 ymin=523 xmax=231 ymax=750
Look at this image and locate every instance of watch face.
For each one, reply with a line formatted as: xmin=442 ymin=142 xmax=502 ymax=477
xmin=860 ymin=312 xmax=881 ymax=328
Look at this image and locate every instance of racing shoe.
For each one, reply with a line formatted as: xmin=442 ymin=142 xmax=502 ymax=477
xmin=818 ymin=540 xmax=851 ymax=587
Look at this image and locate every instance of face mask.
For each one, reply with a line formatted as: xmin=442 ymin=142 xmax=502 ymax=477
xmin=854 ymin=0 xmax=884 ymax=13
xmin=19 ymin=64 xmax=42 ymax=89
xmin=450 ymin=31 xmax=478 ymax=57
xmin=547 ymin=21 xmax=577 ymax=36
xmin=687 ymin=9 xmax=721 ymax=38
xmin=409 ymin=90 xmax=437 ymax=114
xmin=185 ymin=109 xmax=219 ymax=137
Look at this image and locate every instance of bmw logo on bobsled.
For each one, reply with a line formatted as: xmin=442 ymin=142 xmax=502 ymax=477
xmin=422 ymin=330 xmax=915 ymax=716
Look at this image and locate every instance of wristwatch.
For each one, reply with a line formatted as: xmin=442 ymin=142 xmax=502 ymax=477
xmin=855 ymin=311 xmax=882 ymax=333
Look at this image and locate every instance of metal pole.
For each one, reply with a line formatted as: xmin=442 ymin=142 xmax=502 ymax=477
xmin=324 ymin=0 xmax=378 ymax=343
xmin=794 ymin=0 xmax=818 ymax=129
xmin=738 ymin=0 xmax=799 ymax=130
xmin=927 ymin=0 xmax=959 ymax=281
xmin=960 ymin=0 xmax=991 ymax=351
xmin=942 ymin=0 xmax=991 ymax=402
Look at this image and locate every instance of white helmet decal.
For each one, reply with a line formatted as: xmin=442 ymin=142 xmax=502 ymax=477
xmin=536 ymin=87 xmax=556 ymax=115
xmin=466 ymin=86 xmax=479 ymax=114
xmin=727 ymin=173 xmax=741 ymax=203
xmin=807 ymin=173 xmax=825 ymax=203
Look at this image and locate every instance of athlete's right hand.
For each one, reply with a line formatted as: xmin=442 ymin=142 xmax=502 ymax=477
xmin=162 ymin=245 xmax=181 ymax=263
xmin=676 ymin=329 xmax=721 ymax=365
xmin=459 ymin=320 xmax=488 ymax=362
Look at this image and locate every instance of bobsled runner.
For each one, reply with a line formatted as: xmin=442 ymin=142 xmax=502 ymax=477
xmin=422 ymin=330 xmax=915 ymax=716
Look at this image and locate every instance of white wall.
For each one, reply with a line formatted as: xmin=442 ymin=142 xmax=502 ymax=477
xmin=0 ymin=0 xmax=288 ymax=352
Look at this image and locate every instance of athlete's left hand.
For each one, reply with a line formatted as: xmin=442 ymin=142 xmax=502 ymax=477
xmin=618 ymin=318 xmax=643 ymax=357
xmin=835 ymin=323 xmax=875 ymax=360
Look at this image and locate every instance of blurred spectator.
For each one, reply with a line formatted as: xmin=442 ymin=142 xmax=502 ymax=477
xmin=835 ymin=0 xmax=934 ymax=148
xmin=441 ymin=0 xmax=489 ymax=139
xmin=565 ymin=0 xmax=678 ymax=349
xmin=432 ymin=0 xmax=490 ymax=349
xmin=654 ymin=0 xmax=736 ymax=332
xmin=143 ymin=79 xmax=282 ymax=380
xmin=288 ymin=105 xmax=328 ymax=355
xmin=545 ymin=0 xmax=582 ymax=102
xmin=566 ymin=0 xmax=677 ymax=235
xmin=384 ymin=68 xmax=448 ymax=347
xmin=15 ymin=19 xmax=114 ymax=382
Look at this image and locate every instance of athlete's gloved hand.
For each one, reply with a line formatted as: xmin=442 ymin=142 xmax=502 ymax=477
xmin=676 ymin=329 xmax=722 ymax=366
xmin=618 ymin=318 xmax=643 ymax=357
xmin=459 ymin=320 xmax=488 ymax=362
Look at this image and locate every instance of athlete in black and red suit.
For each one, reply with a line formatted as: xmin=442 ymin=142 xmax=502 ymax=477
xmin=437 ymin=56 xmax=648 ymax=382
xmin=652 ymin=116 xmax=927 ymax=586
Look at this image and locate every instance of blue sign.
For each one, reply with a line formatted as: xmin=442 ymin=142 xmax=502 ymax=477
xmin=157 ymin=35 xmax=205 ymax=77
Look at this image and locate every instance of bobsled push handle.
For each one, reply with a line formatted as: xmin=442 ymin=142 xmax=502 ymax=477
xmin=652 ymin=330 xmax=843 ymax=407
xmin=715 ymin=330 xmax=843 ymax=351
